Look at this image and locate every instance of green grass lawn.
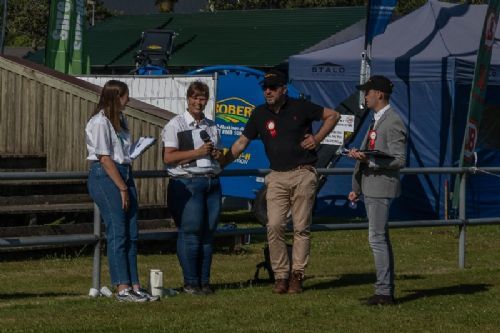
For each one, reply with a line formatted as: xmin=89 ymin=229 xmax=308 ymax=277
xmin=0 ymin=225 xmax=499 ymax=333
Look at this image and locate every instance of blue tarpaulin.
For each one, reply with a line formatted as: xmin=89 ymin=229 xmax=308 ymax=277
xmin=289 ymin=0 xmax=500 ymax=219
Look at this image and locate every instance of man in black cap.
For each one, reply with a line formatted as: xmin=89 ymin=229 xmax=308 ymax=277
xmin=222 ymin=69 xmax=340 ymax=294
xmin=347 ymin=75 xmax=407 ymax=305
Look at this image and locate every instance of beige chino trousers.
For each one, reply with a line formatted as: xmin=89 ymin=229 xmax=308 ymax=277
xmin=265 ymin=167 xmax=318 ymax=280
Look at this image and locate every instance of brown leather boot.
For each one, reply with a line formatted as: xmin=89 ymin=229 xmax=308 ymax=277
xmin=272 ymin=278 xmax=289 ymax=294
xmin=288 ymin=271 xmax=304 ymax=294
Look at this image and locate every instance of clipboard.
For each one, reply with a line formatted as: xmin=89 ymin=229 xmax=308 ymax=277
xmin=359 ymin=150 xmax=394 ymax=158
xmin=130 ymin=136 xmax=157 ymax=160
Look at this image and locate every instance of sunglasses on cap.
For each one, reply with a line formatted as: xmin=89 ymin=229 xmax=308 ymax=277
xmin=262 ymin=85 xmax=280 ymax=91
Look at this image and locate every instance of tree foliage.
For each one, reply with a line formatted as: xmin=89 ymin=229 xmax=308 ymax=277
xmin=88 ymin=0 xmax=115 ymax=24
xmin=0 ymin=0 xmax=490 ymax=49
xmin=396 ymin=0 xmax=488 ymax=16
xmin=207 ymin=0 xmax=365 ymax=10
xmin=155 ymin=0 xmax=178 ymax=13
xmin=207 ymin=0 xmax=489 ymax=13
xmin=1 ymin=0 xmax=49 ymax=49
xmin=0 ymin=0 xmax=114 ymax=49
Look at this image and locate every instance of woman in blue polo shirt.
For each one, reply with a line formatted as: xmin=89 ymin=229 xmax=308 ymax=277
xmin=161 ymin=81 xmax=222 ymax=295
xmin=86 ymin=80 xmax=157 ymax=302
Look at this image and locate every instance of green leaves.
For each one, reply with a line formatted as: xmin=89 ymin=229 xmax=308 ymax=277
xmin=0 ymin=0 xmax=114 ymax=49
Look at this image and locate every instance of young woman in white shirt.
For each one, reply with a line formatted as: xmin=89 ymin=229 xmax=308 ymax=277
xmin=86 ymin=80 xmax=157 ymax=302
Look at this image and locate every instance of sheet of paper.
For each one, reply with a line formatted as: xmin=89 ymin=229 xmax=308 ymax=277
xmin=321 ymin=115 xmax=355 ymax=146
xmin=130 ymin=136 xmax=157 ymax=160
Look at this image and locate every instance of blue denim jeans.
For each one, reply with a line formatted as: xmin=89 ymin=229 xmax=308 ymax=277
xmin=87 ymin=162 xmax=139 ymax=286
xmin=167 ymin=176 xmax=221 ymax=286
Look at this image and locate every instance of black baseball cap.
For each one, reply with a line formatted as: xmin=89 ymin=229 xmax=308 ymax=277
xmin=261 ymin=69 xmax=287 ymax=87
xmin=356 ymin=75 xmax=393 ymax=94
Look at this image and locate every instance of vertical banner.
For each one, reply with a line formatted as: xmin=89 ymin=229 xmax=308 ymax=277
xmin=365 ymin=0 xmax=397 ymax=46
xmin=360 ymin=0 xmax=397 ymax=107
xmin=68 ymin=0 xmax=89 ymax=74
xmin=453 ymin=0 xmax=500 ymax=210
xmin=46 ymin=0 xmax=89 ymax=74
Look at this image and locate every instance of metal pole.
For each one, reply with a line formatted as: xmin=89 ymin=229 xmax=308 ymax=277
xmin=458 ymin=172 xmax=467 ymax=269
xmin=91 ymin=2 xmax=95 ymax=26
xmin=0 ymin=0 xmax=7 ymax=55
xmin=86 ymin=0 xmax=95 ymax=26
xmin=91 ymin=203 xmax=102 ymax=290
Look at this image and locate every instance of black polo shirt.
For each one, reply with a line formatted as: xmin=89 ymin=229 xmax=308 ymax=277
xmin=242 ymin=97 xmax=323 ymax=171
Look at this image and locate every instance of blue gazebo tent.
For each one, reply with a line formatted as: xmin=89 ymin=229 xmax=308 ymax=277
xmin=289 ymin=0 xmax=500 ymax=219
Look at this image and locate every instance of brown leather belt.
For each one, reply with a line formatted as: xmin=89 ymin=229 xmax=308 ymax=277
xmin=172 ymin=173 xmax=219 ymax=179
xmin=276 ymin=164 xmax=316 ymax=172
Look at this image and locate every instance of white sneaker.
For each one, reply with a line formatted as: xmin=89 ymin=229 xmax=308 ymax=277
xmin=134 ymin=288 xmax=160 ymax=302
xmin=116 ymin=288 xmax=148 ymax=302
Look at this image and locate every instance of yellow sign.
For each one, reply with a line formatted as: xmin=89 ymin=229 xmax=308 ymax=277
xmin=216 ymin=97 xmax=255 ymax=124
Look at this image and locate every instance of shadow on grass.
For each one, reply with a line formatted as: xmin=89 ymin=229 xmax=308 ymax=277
xmin=308 ymin=273 xmax=424 ymax=290
xmin=397 ymin=283 xmax=493 ymax=304
xmin=207 ymin=273 xmax=430 ymax=293
xmin=0 ymin=292 xmax=80 ymax=300
xmin=210 ymin=279 xmax=273 ymax=291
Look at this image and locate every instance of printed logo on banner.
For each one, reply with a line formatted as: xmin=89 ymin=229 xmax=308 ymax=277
xmin=485 ymin=10 xmax=497 ymax=48
xmin=216 ymin=97 xmax=255 ymax=137
xmin=311 ymin=62 xmax=345 ymax=76
xmin=463 ymin=120 xmax=478 ymax=161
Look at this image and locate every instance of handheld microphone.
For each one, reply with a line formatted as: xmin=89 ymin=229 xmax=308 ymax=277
xmin=200 ymin=130 xmax=212 ymax=143
xmin=200 ymin=130 xmax=215 ymax=161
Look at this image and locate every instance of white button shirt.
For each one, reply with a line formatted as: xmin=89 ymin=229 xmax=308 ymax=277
xmin=368 ymin=104 xmax=391 ymax=168
xmin=85 ymin=111 xmax=132 ymax=165
xmin=373 ymin=104 xmax=391 ymax=127
xmin=161 ymin=111 xmax=221 ymax=176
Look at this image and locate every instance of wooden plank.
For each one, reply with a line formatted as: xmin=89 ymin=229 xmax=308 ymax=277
xmin=42 ymin=85 xmax=51 ymax=153
xmin=76 ymin=98 xmax=88 ymax=171
xmin=0 ymin=219 xmax=174 ymax=238
xmin=0 ymin=202 xmax=167 ymax=214
xmin=0 ymin=193 xmax=92 ymax=206
xmin=0 ymin=202 xmax=94 ymax=214
xmin=80 ymin=99 xmax=92 ymax=171
xmin=29 ymin=79 xmax=42 ymax=153
xmin=26 ymin=78 xmax=35 ymax=152
xmin=59 ymin=91 xmax=70 ymax=171
xmin=46 ymin=87 xmax=59 ymax=171
xmin=0 ymin=68 xmax=8 ymax=152
xmin=69 ymin=93 xmax=80 ymax=171
xmin=7 ymin=72 xmax=17 ymax=153
xmin=20 ymin=77 xmax=30 ymax=153
xmin=35 ymin=81 xmax=45 ymax=153
xmin=13 ymin=74 xmax=22 ymax=153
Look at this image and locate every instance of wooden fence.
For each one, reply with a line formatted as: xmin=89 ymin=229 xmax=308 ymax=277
xmin=0 ymin=56 xmax=174 ymax=205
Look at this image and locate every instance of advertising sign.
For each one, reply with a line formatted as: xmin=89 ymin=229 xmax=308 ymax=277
xmin=46 ymin=0 xmax=89 ymax=74
xmin=453 ymin=0 xmax=500 ymax=211
xmin=215 ymin=70 xmax=269 ymax=199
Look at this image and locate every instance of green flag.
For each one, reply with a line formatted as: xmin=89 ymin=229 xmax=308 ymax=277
xmin=453 ymin=0 xmax=500 ymax=211
xmin=45 ymin=0 xmax=90 ymax=74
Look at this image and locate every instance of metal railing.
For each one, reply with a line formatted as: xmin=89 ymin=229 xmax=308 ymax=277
xmin=1 ymin=167 xmax=500 ymax=293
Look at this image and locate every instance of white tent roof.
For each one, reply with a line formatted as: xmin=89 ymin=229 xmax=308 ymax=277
xmin=290 ymin=0 xmax=500 ymax=82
